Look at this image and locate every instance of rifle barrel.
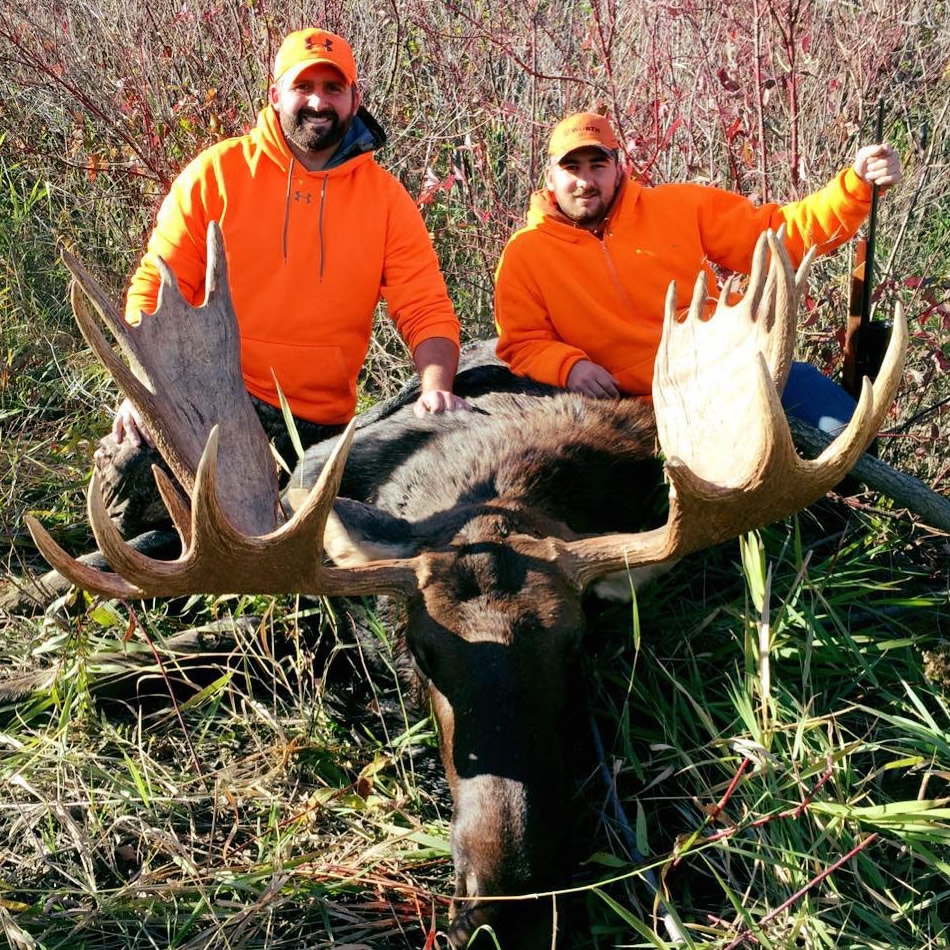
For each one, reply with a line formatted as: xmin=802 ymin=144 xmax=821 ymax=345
xmin=856 ymin=98 xmax=885 ymax=379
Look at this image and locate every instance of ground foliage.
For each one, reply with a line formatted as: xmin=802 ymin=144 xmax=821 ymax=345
xmin=0 ymin=0 xmax=949 ymax=947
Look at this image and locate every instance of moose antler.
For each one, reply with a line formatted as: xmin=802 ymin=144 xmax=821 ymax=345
xmin=26 ymin=227 xmax=905 ymax=603
xmin=59 ymin=223 xmax=280 ymax=537
xmin=25 ymin=226 xmax=419 ymax=599
xmin=558 ymin=229 xmax=907 ymax=586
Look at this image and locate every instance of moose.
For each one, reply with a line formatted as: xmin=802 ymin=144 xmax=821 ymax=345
xmin=23 ymin=223 xmax=905 ymax=947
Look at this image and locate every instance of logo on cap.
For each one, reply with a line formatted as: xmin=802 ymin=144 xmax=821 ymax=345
xmin=306 ymin=36 xmax=333 ymax=52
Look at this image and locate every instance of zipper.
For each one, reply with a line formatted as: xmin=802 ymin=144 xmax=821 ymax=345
xmin=598 ymin=235 xmax=638 ymax=317
xmin=282 ymin=157 xmax=296 ymax=264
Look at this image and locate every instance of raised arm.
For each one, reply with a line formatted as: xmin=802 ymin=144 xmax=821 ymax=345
xmin=699 ymin=141 xmax=902 ymax=274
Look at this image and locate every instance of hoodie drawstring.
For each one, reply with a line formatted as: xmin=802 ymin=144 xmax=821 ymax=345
xmin=281 ymin=157 xmax=328 ymax=280
xmin=282 ymin=157 xmax=295 ymax=264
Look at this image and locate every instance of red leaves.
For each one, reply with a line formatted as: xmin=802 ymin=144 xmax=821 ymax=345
xmin=717 ymin=67 xmax=741 ymax=92
xmin=86 ymin=153 xmax=104 ymax=182
xmin=417 ymin=169 xmax=458 ymax=207
xmin=904 ymin=276 xmax=950 ymax=329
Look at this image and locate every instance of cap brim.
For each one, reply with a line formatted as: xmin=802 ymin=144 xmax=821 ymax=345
xmin=550 ymin=143 xmax=616 ymax=165
xmin=279 ymin=58 xmax=354 ymax=87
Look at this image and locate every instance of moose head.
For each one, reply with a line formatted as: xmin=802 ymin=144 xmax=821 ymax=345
xmin=27 ymin=224 xmax=906 ymax=947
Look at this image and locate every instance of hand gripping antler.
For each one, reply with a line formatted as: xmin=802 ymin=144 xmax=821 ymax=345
xmin=25 ymin=226 xmax=419 ymax=599
xmin=558 ymin=229 xmax=907 ymax=587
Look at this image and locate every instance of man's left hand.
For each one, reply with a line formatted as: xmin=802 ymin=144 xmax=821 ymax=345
xmin=853 ymin=143 xmax=902 ymax=193
xmin=413 ymin=390 xmax=472 ymax=417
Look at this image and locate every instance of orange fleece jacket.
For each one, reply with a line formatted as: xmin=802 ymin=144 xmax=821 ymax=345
xmin=495 ymin=170 xmax=873 ymax=396
xmin=126 ymin=108 xmax=459 ymax=424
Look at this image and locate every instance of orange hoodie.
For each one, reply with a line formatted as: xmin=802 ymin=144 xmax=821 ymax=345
xmin=126 ymin=107 xmax=459 ymax=424
xmin=495 ymin=170 xmax=873 ymax=396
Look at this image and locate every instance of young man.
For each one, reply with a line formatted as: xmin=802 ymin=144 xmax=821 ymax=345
xmin=102 ymin=28 xmax=468 ymax=535
xmin=494 ymin=112 xmax=902 ymax=430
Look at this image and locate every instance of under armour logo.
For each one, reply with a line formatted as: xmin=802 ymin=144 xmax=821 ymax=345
xmin=294 ymin=190 xmax=312 ymax=204
xmin=306 ymin=36 xmax=333 ymax=51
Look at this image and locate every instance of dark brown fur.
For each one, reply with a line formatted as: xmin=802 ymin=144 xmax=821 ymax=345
xmin=313 ymin=383 xmax=664 ymax=947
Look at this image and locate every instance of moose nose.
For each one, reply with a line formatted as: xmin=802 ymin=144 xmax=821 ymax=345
xmin=447 ymin=901 xmax=496 ymax=948
xmin=448 ymin=773 xmax=566 ymax=946
xmin=448 ymin=897 xmax=556 ymax=949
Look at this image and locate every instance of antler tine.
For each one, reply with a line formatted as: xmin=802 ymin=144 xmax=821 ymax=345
xmin=721 ymin=273 xmax=740 ymax=301
xmin=62 ymin=248 xmax=149 ymax=378
xmin=741 ymin=229 xmax=772 ymax=325
xmin=829 ymin=299 xmax=907 ymax=446
xmin=24 ymin=513 xmax=147 ymax=600
xmin=185 ymin=420 xmax=420 ymax=596
xmin=881 ymin=300 xmax=908 ymax=399
xmin=686 ymin=269 xmax=708 ymax=322
xmin=279 ymin=419 xmax=357 ymax=548
xmin=205 ymin=219 xmax=228 ymax=301
xmin=25 ymin=428 xmax=243 ymax=600
xmin=26 ymin=450 xmax=195 ymax=601
xmin=796 ymin=245 xmax=817 ymax=295
xmin=152 ymin=467 xmax=193 ymax=548
xmin=29 ymin=422 xmax=421 ymax=600
xmin=87 ymin=464 xmax=189 ymax=589
xmin=782 ymin=301 xmax=905 ymax=494
xmin=559 ymin=232 xmax=907 ymax=588
xmin=252 ymin=420 xmax=421 ymax=597
xmin=68 ymin=278 xmax=159 ymax=423
xmin=761 ymin=230 xmax=797 ymax=391
xmin=153 ymin=256 xmax=190 ymax=313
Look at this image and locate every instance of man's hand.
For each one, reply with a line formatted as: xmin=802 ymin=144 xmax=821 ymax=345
xmin=853 ymin=143 xmax=902 ymax=193
xmin=411 ymin=336 xmax=471 ymax=417
xmin=109 ymin=397 xmax=154 ymax=448
xmin=567 ymin=360 xmax=621 ymax=398
xmin=413 ymin=390 xmax=472 ymax=417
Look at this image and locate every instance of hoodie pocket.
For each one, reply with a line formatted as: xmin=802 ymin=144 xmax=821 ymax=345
xmin=241 ymin=337 xmax=355 ymax=420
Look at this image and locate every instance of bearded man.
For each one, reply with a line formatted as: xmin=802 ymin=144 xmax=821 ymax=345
xmin=101 ymin=28 xmax=467 ymax=537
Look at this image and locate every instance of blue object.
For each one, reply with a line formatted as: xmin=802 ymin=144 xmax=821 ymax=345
xmin=781 ymin=361 xmax=857 ymax=436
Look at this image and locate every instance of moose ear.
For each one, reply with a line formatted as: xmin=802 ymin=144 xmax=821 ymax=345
xmin=324 ymin=498 xmax=421 ymax=566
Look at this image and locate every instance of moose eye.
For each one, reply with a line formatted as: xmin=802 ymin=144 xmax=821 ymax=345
xmin=451 ymin=564 xmax=481 ymax=602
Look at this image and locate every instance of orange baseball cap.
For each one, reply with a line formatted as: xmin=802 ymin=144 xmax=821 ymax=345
xmin=273 ymin=28 xmax=357 ymax=86
xmin=548 ymin=112 xmax=619 ymax=163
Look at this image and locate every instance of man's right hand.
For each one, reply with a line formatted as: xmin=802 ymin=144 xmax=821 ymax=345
xmin=567 ymin=360 xmax=621 ymax=398
xmin=110 ymin=397 xmax=154 ymax=448
xmin=853 ymin=143 xmax=902 ymax=193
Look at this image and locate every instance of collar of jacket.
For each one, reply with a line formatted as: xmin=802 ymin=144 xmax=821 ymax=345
xmin=525 ymin=175 xmax=642 ymax=242
xmin=253 ymin=104 xmax=387 ymax=174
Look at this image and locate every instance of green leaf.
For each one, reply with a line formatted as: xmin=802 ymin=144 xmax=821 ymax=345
xmin=271 ymin=370 xmax=305 ymax=463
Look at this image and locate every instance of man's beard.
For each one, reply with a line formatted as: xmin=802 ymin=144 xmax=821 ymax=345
xmin=281 ymin=106 xmax=349 ymax=154
xmin=563 ymin=193 xmax=606 ymax=226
